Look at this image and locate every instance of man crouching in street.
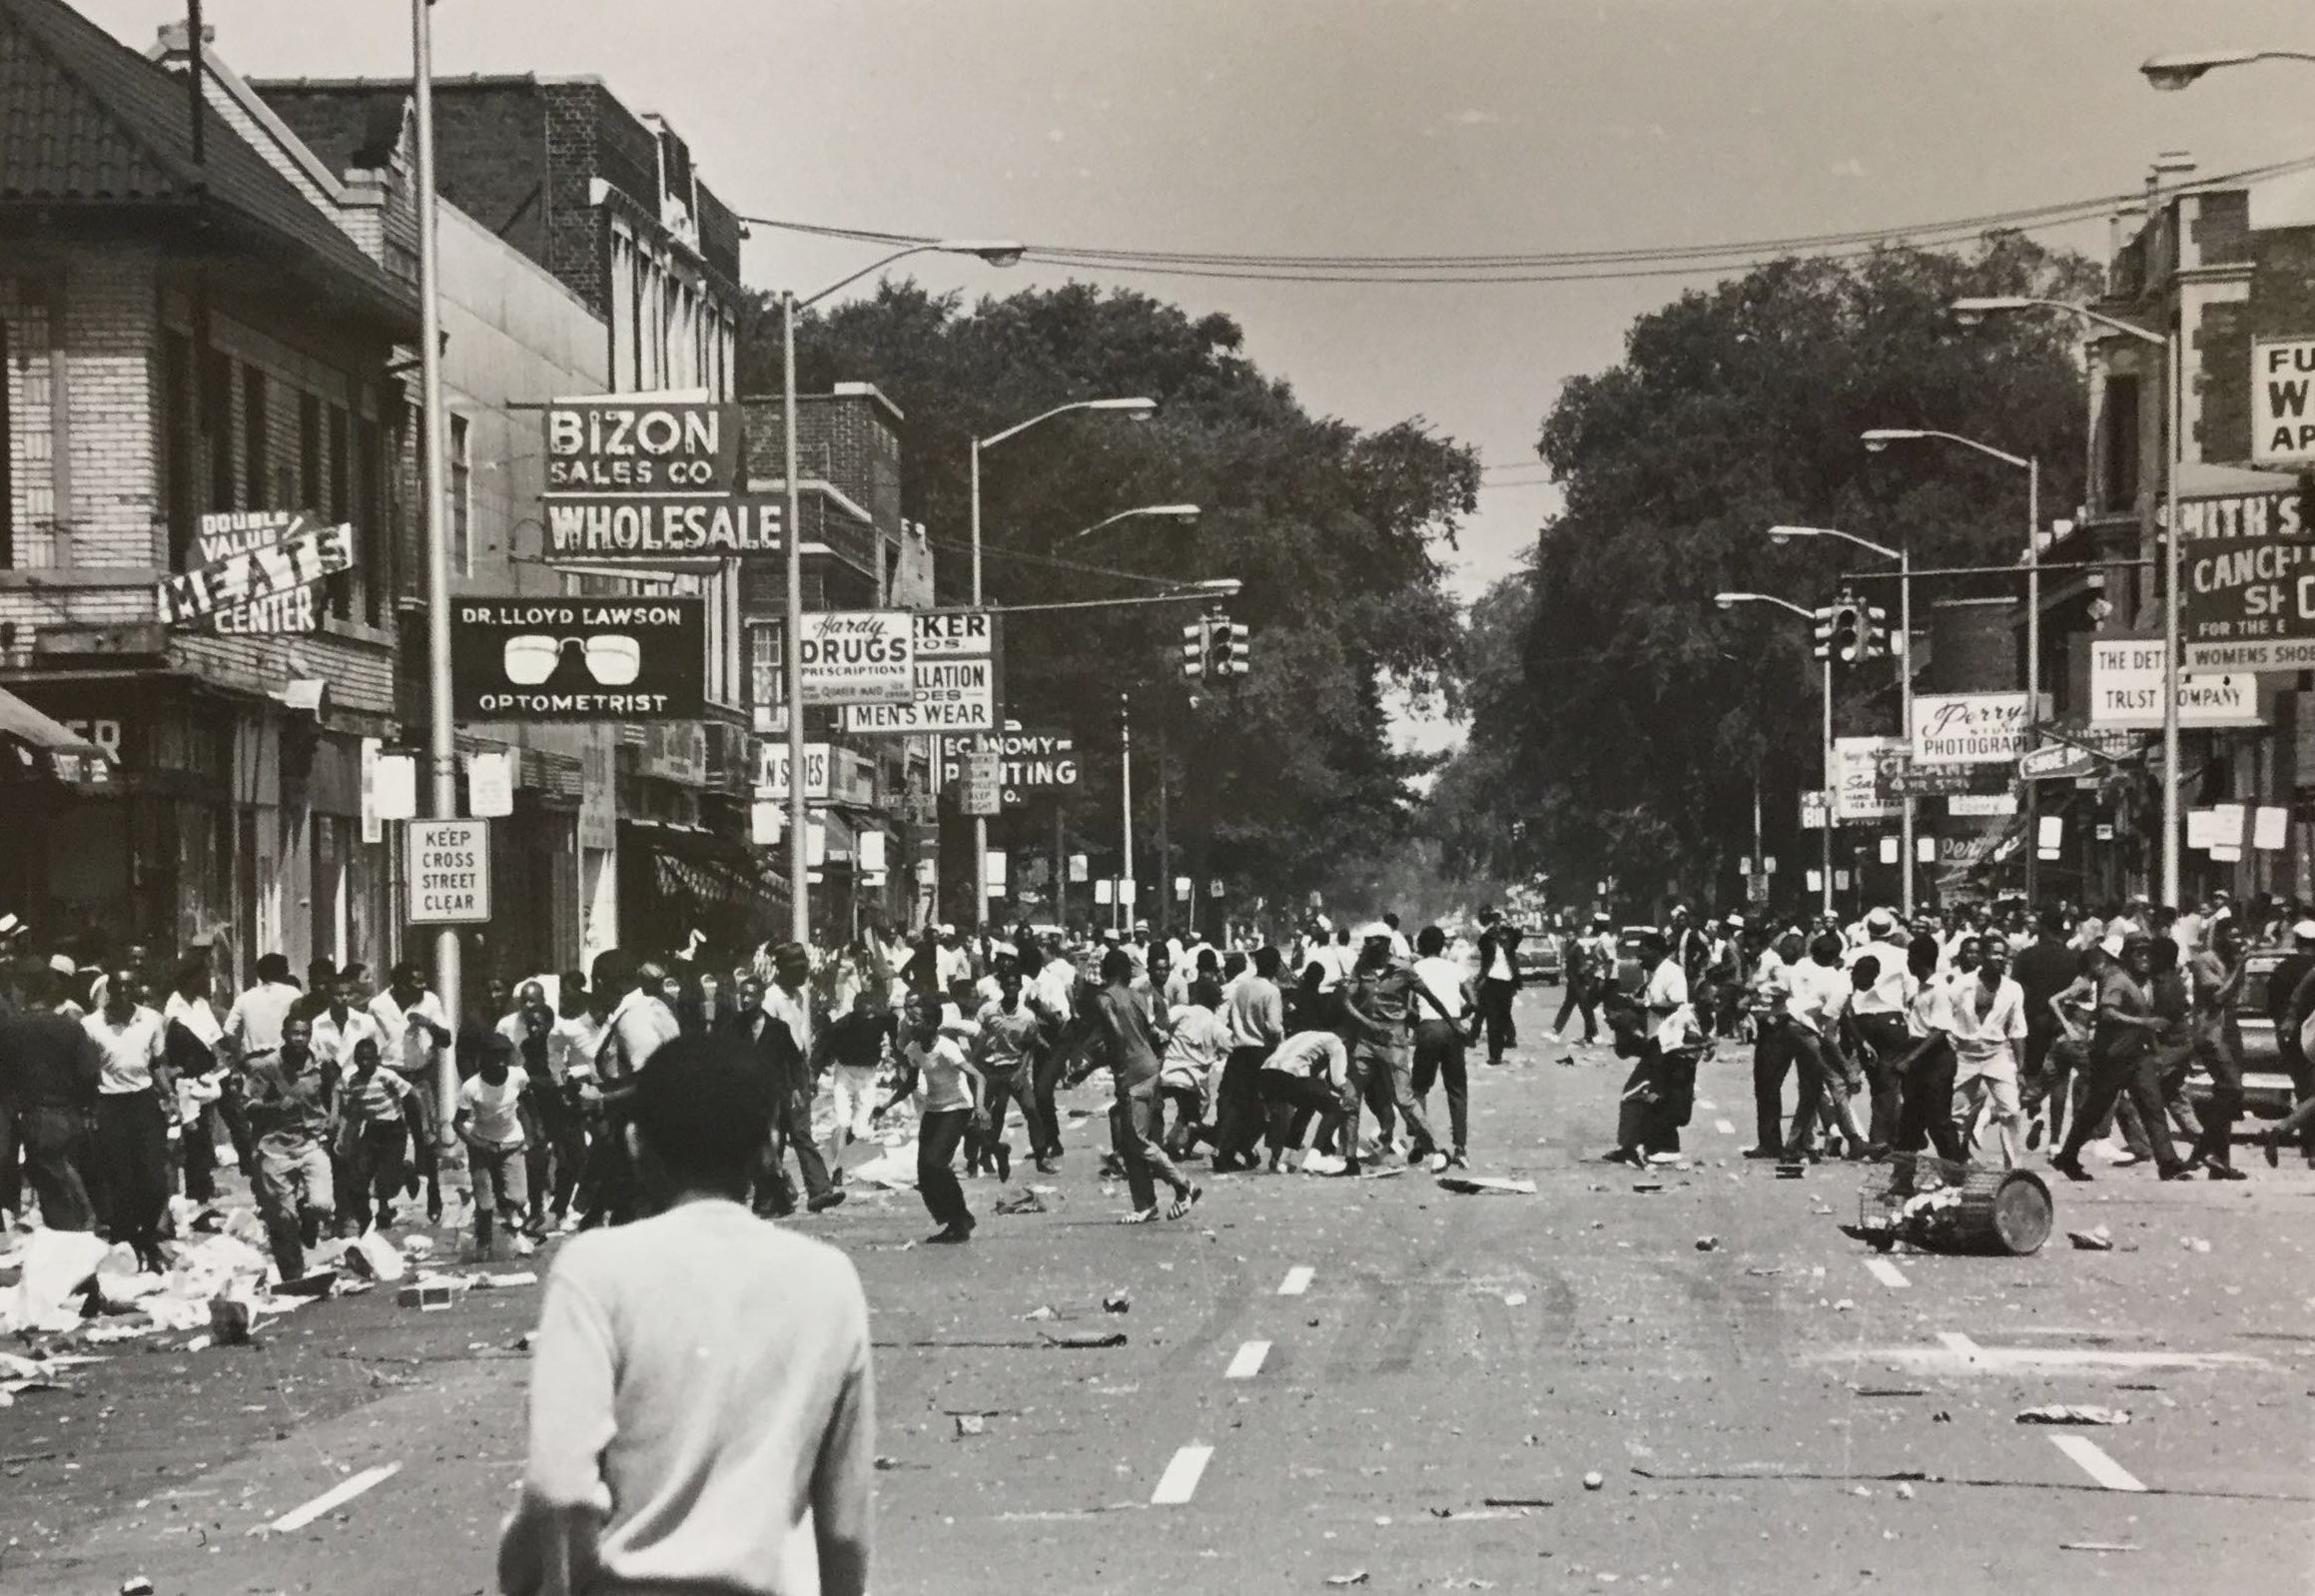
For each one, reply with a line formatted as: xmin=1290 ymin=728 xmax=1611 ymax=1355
xmin=499 ymin=1033 xmax=874 ymax=1596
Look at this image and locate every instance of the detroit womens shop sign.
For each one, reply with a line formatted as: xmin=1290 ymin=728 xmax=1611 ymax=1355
xmin=449 ymin=597 xmax=706 ymax=720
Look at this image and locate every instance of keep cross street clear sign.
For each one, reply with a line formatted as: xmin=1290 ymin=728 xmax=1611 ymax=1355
xmin=407 ymin=819 xmax=490 ymax=925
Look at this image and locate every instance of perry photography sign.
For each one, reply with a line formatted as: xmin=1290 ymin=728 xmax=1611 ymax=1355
xmin=159 ymin=515 xmax=355 ymax=627
xmin=1911 ymin=692 xmax=2037 ymax=765
xmin=545 ymin=399 xmax=738 ymax=494
xmin=449 ymin=597 xmax=705 ymax=720
xmin=797 ymin=611 xmax=915 ymax=704
xmin=2179 ymin=486 xmax=2315 ymax=671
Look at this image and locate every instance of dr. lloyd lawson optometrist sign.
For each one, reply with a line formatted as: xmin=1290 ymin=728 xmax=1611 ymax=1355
xmin=2179 ymin=483 xmax=2315 ymax=672
xmin=1912 ymin=692 xmax=2038 ymax=765
xmin=449 ymin=597 xmax=705 ymax=720
xmin=541 ymin=396 xmax=781 ymax=559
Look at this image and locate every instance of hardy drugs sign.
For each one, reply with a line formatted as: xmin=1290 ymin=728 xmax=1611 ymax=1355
xmin=2253 ymin=339 xmax=2315 ymax=465
xmin=798 ymin=611 xmax=915 ymax=704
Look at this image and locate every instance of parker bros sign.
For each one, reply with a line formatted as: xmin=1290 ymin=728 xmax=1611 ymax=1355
xmin=540 ymin=397 xmax=780 ymax=560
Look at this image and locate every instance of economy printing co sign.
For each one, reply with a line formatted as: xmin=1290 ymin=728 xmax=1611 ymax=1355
xmin=1911 ymin=693 xmax=2037 ymax=765
xmin=449 ymin=597 xmax=705 ymax=721
xmin=2179 ymin=485 xmax=2315 ymax=672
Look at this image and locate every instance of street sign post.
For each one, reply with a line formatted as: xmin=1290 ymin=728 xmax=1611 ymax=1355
xmin=406 ymin=818 xmax=490 ymax=925
xmin=960 ymin=750 xmax=1003 ymax=817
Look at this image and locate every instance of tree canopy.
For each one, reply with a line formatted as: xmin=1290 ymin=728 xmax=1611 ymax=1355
xmin=1427 ymin=234 xmax=2099 ymax=911
xmin=742 ymin=282 xmax=1479 ymax=924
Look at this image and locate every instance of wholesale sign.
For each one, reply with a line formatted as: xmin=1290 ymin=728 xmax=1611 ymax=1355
xmin=449 ymin=597 xmax=705 ymax=720
xmin=1911 ymin=693 xmax=2038 ymax=766
xmin=2252 ymin=339 xmax=2315 ymax=465
xmin=158 ymin=515 xmax=354 ymax=626
xmin=2180 ymin=487 xmax=2315 ymax=671
xmin=797 ymin=611 xmax=915 ymax=704
xmin=542 ymin=496 xmax=782 ymax=559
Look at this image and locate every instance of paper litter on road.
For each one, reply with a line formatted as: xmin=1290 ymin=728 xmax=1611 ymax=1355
xmin=2015 ymin=1404 xmax=2130 ymax=1426
xmin=1038 ymin=1328 xmax=1128 ymax=1349
xmin=848 ymin=1146 xmax=921 ymax=1191
xmin=2066 ymin=1225 xmax=2114 ymax=1251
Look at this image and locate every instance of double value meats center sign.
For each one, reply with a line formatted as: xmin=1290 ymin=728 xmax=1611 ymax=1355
xmin=541 ymin=397 xmax=781 ymax=559
xmin=449 ymin=597 xmax=706 ymax=720
xmin=2180 ymin=483 xmax=2315 ymax=672
xmin=158 ymin=510 xmax=356 ymax=632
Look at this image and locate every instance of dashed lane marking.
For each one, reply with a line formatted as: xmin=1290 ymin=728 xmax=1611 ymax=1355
xmin=1936 ymin=1330 xmax=1980 ymax=1355
xmin=1713 ymin=1118 xmax=1736 ymax=1136
xmin=267 ymin=1462 xmax=401 ymax=1533
xmin=1865 ymin=1258 xmax=1911 ymax=1289
xmin=1278 ymin=1266 xmax=1314 ymax=1296
xmin=1151 ymin=1444 xmax=1214 ymax=1505
xmin=1697 ymin=1099 xmax=1719 ymax=1112
xmin=1225 ymin=1340 xmax=1271 ymax=1379
xmin=2049 ymin=1434 xmax=2147 ymax=1493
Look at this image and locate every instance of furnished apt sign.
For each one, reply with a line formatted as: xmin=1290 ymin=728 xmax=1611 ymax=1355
xmin=2252 ymin=339 xmax=2315 ymax=465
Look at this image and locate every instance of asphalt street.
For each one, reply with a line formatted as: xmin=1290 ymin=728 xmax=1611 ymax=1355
xmin=6 ymin=983 xmax=2312 ymax=1595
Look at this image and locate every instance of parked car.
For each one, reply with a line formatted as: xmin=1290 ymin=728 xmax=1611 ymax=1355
xmin=2183 ymin=948 xmax=2299 ymax=1123
xmin=1613 ymin=926 xmax=1655 ymax=995
xmin=1511 ymin=922 xmax=1561 ymax=983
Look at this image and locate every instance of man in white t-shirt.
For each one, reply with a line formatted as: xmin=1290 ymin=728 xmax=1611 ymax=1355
xmin=224 ymin=953 xmax=303 ymax=1066
xmin=455 ymin=1034 xmax=532 ymax=1261
xmin=85 ymin=969 xmax=171 ymax=1270
xmin=1409 ymin=926 xmax=1475 ymax=1168
xmin=1946 ymin=936 xmax=2028 ymax=1168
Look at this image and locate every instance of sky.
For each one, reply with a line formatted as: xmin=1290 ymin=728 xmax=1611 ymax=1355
xmin=79 ymin=0 xmax=2314 ymax=755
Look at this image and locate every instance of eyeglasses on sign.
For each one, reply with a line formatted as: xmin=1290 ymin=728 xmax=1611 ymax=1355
xmin=500 ymin=634 xmax=642 ymax=687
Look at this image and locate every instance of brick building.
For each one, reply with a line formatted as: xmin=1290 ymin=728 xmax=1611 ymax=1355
xmin=0 ymin=0 xmax=418 ymax=978
xmin=2046 ymin=161 xmax=2315 ymax=905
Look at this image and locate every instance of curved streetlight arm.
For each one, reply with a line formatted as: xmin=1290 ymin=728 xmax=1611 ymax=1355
xmin=1863 ymin=427 xmax=2030 ymax=471
xmin=980 ymin=397 xmax=1156 ymax=452
xmin=1952 ymin=296 xmax=2163 ymax=349
xmin=2143 ymin=48 xmax=2315 ymax=88
xmin=1714 ymin=591 xmax=1814 ymax=621
xmin=1767 ymin=523 xmax=1901 ymax=564
xmin=796 ymin=239 xmax=1024 ymax=311
xmin=1069 ymin=504 xmax=1201 ymax=540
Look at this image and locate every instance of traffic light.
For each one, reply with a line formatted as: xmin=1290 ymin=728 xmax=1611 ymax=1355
xmin=1860 ymin=601 xmax=1891 ymax=660
xmin=1811 ymin=605 xmax=1838 ymax=661
xmin=1180 ymin=617 xmax=1209 ymax=678
xmin=1210 ymin=619 xmax=1250 ymax=676
xmin=1828 ymin=600 xmax=1863 ymax=663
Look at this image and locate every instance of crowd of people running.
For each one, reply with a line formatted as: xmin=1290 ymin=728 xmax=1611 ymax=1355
xmin=3 ymin=884 xmax=2301 ymax=1284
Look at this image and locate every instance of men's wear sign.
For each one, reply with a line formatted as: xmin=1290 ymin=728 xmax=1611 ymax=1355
xmin=2087 ymin=636 xmax=2265 ymax=729
xmin=449 ymin=597 xmax=705 ymax=720
xmin=159 ymin=513 xmax=354 ymax=627
xmin=1911 ymin=693 xmax=2039 ymax=765
xmin=2251 ymin=339 xmax=2315 ymax=465
xmin=843 ymin=610 xmax=999 ymax=734
xmin=797 ymin=611 xmax=915 ymax=704
xmin=407 ymin=818 xmax=490 ymax=925
xmin=2179 ymin=486 xmax=2315 ymax=671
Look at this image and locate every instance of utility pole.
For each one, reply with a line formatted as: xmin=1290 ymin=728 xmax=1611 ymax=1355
xmin=1119 ymin=693 xmax=1134 ymax=933
xmin=1156 ymin=717 xmax=1170 ymax=938
xmin=411 ymin=0 xmax=460 ymax=1141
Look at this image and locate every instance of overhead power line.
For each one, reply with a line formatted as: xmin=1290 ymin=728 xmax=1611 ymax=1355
xmin=739 ymin=150 xmax=2315 ymax=287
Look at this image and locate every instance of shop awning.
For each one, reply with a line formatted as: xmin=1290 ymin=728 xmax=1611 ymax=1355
xmin=0 ymin=686 xmax=105 ymax=758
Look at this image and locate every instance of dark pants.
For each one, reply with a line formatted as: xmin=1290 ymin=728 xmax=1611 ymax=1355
xmin=531 ymin=1084 xmax=586 ymax=1218
xmin=1259 ymin=1071 xmax=1344 ymax=1158
xmin=760 ymin=1070 xmax=836 ymax=1213
xmin=1893 ymin=1039 xmax=1965 ymax=1164
xmin=93 ymin=1093 xmax=170 ymax=1256
xmin=1850 ymin=1012 xmax=1910 ymax=1149
xmin=1028 ymin=1044 xmax=1067 ymax=1160
xmin=2284 ymin=1041 xmax=2315 ymax=1157
xmin=1553 ymin=977 xmax=1597 ymax=1044
xmin=1211 ymin=1046 xmax=1271 ymax=1163
xmin=1411 ymin=1019 xmax=1468 ymax=1154
xmin=1347 ymin=1046 xmax=1437 ymax=1160
xmin=345 ymin=1121 xmax=409 ymax=1230
xmin=917 ymin=1107 xmax=973 ymax=1230
xmin=1783 ymin=1027 xmax=1857 ymax=1157
xmin=2187 ymin=1029 xmax=2246 ymax=1169
xmin=580 ymin=1099 xmax=634 ymax=1227
xmin=19 ymin=1103 xmax=94 ymax=1230
xmin=968 ymin=1069 xmax=1030 ymax=1171
xmin=1110 ymin=1089 xmax=1189 ymax=1211
xmin=1476 ymin=979 xmax=1518 ymax=1061
xmin=2059 ymin=1043 xmax=2184 ymax=1175
xmin=1752 ymin=1020 xmax=1795 ymax=1151
xmin=0 ymin=1097 xmax=18 ymax=1215
xmin=1617 ymin=1043 xmax=1695 ymax=1156
xmin=181 ymin=1101 xmax=220 ymax=1202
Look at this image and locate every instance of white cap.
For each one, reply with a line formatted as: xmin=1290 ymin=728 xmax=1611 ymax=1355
xmin=1864 ymin=908 xmax=1896 ymax=934
xmin=1357 ymin=921 xmax=1393 ymax=943
xmin=2293 ymin=919 xmax=2315 ymax=941
xmin=2100 ymin=933 xmax=2126 ymax=959
xmin=938 ymin=923 xmax=957 ymax=936
xmin=0 ymin=914 xmax=17 ymax=934
xmin=47 ymin=953 xmax=76 ymax=977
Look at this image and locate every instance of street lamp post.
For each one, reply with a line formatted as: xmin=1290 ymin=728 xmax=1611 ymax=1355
xmin=1715 ymin=590 xmax=1833 ymax=915
xmin=1951 ymin=296 xmax=2180 ymax=907
xmin=967 ymin=397 xmax=1157 ymax=929
xmin=1862 ymin=428 xmax=2041 ymax=899
xmin=1766 ymin=525 xmax=1914 ymax=915
xmin=779 ymin=240 xmax=1023 ymax=945
xmin=2141 ymin=48 xmax=2315 ymax=89
xmin=1067 ymin=504 xmax=1200 ymax=540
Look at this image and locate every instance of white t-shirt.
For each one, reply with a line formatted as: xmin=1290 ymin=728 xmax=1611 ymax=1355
xmin=226 ymin=981 xmax=303 ymax=1056
xmin=1644 ymin=958 xmax=1697 ymax=1051
xmin=1946 ymin=975 xmax=2027 ymax=1082
xmin=1262 ymin=1029 xmax=1348 ymax=1085
xmin=1843 ymin=941 xmax=1910 ymax=1016
xmin=458 ymin=1068 xmax=529 ymax=1149
xmin=1159 ymin=1004 xmax=1231 ymax=1092
xmin=371 ymin=989 xmax=449 ymax=1082
xmin=906 ymin=1035 xmax=976 ymax=1115
xmin=550 ymin=1012 xmax=609 ymax=1084
xmin=1786 ymin=959 xmax=1851 ymax=1037
xmin=1411 ymin=956 xmax=1467 ymax=1021
xmin=84 ymin=1005 xmax=166 ymax=1095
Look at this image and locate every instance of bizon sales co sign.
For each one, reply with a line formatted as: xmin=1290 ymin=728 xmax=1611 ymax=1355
xmin=545 ymin=399 xmax=737 ymax=493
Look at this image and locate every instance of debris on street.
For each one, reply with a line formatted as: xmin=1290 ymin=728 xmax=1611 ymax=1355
xmin=2014 ymin=1404 xmax=2130 ymax=1426
xmin=1436 ymin=1175 xmax=1536 ymax=1196
xmin=2066 ymin=1226 xmax=2114 ymax=1251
